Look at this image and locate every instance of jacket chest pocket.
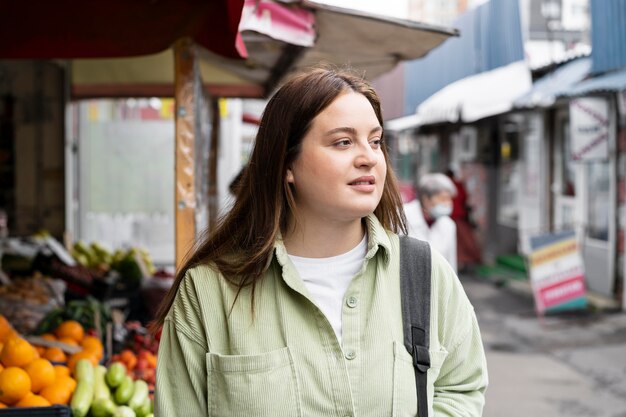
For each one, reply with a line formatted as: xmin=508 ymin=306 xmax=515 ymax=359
xmin=207 ymin=347 xmax=302 ymax=417
xmin=392 ymin=342 xmax=448 ymax=417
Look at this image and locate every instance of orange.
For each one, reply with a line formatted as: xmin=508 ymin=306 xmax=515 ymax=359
xmin=3 ymin=329 xmax=19 ymax=343
xmin=25 ymin=358 xmax=56 ymax=393
xmin=53 ymin=365 xmax=70 ymax=379
xmin=36 ymin=346 xmax=46 ymax=356
xmin=80 ymin=336 xmax=104 ymax=361
xmin=67 ymin=351 xmax=98 ymax=374
xmin=55 ymin=321 xmax=84 ymax=344
xmin=0 ymin=367 xmax=31 ymax=405
xmin=0 ymin=337 xmax=36 ymax=368
xmin=120 ymin=349 xmax=137 ymax=370
xmin=39 ymin=383 xmax=71 ymax=405
xmin=40 ymin=333 xmax=56 ymax=342
xmin=57 ymin=337 xmax=78 ymax=346
xmin=42 ymin=347 xmax=67 ymax=363
xmin=55 ymin=376 xmax=77 ymax=393
xmin=0 ymin=316 xmax=12 ymax=343
xmin=15 ymin=393 xmax=51 ymax=407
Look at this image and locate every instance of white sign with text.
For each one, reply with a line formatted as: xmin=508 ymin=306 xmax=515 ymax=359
xmin=570 ymin=98 xmax=609 ymax=161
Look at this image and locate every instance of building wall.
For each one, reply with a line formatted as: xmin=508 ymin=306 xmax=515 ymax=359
xmin=590 ymin=0 xmax=626 ymax=74
xmin=0 ymin=61 xmax=66 ymax=238
xmin=617 ymin=92 xmax=626 ymax=305
xmin=373 ymin=64 xmax=406 ymax=121
xmin=404 ymin=0 xmax=525 ymax=113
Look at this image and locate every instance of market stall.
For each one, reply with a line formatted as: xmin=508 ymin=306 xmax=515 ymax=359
xmin=0 ymin=233 xmax=167 ymax=415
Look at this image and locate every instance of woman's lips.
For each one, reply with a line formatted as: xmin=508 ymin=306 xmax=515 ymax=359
xmin=349 ymin=176 xmax=376 ymax=192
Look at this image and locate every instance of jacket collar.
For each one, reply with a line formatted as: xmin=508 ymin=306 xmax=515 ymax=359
xmin=272 ymin=214 xmax=392 ymax=270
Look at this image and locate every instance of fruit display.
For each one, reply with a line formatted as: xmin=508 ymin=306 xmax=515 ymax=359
xmin=0 ymin=316 xmax=75 ymax=409
xmin=0 ymin=315 xmax=157 ymax=416
xmin=0 ymin=273 xmax=65 ymax=334
xmin=70 ymin=359 xmax=154 ymax=417
xmin=72 ymin=242 xmax=156 ymax=285
xmin=35 ymin=297 xmax=111 ymax=341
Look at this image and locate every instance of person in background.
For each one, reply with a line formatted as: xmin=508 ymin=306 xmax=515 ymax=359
xmin=404 ymin=173 xmax=457 ymax=271
xmin=153 ymin=67 xmax=487 ymax=416
xmin=445 ymin=167 xmax=482 ymax=271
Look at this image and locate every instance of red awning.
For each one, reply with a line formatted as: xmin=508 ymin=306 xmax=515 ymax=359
xmin=0 ymin=0 xmax=246 ymax=59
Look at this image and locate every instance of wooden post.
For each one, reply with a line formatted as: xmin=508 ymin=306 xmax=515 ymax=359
xmin=208 ymin=98 xmax=220 ymax=232
xmin=174 ymin=38 xmax=197 ymax=269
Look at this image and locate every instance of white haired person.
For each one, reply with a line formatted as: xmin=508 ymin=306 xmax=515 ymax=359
xmin=404 ymin=173 xmax=458 ymax=271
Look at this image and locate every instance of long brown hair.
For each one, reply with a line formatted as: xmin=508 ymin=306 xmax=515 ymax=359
xmin=152 ymin=66 xmax=407 ymax=328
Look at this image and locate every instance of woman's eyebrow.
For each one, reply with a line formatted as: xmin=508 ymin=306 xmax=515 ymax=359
xmin=324 ymin=126 xmax=383 ymax=136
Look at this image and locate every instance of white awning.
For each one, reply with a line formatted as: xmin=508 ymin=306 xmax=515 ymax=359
xmin=385 ymin=114 xmax=422 ymax=132
xmin=416 ymin=61 xmax=532 ymax=125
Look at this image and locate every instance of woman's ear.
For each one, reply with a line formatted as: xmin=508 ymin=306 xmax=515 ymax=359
xmin=286 ymin=169 xmax=294 ymax=184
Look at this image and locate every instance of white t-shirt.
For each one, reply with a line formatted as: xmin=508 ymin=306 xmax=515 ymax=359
xmin=404 ymin=199 xmax=457 ymax=272
xmin=288 ymin=235 xmax=367 ymax=344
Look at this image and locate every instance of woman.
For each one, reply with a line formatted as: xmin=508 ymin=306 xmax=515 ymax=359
xmin=153 ymin=67 xmax=487 ymax=416
xmin=404 ymin=173 xmax=458 ymax=272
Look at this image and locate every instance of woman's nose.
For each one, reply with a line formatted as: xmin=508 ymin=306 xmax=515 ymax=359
xmin=354 ymin=143 xmax=378 ymax=167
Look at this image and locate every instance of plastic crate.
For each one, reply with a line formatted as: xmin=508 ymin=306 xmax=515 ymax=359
xmin=0 ymin=405 xmax=71 ymax=417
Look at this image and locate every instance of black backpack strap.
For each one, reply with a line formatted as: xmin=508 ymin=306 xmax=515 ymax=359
xmin=399 ymin=235 xmax=432 ymax=417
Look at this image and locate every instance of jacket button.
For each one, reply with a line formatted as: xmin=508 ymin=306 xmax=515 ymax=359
xmin=345 ymin=350 xmax=356 ymax=360
xmin=346 ymin=296 xmax=358 ymax=308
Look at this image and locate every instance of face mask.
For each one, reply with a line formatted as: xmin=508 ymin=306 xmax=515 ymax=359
xmin=429 ymin=204 xmax=452 ymax=219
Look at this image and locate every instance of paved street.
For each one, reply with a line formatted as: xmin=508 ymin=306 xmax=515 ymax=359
xmin=460 ymin=275 xmax=626 ymax=417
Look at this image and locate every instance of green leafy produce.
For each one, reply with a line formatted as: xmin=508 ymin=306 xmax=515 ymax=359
xmin=35 ymin=296 xmax=111 ymax=337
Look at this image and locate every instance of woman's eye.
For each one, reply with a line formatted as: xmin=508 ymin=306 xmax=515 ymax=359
xmin=370 ymin=137 xmax=383 ymax=148
xmin=334 ymin=139 xmax=352 ymax=147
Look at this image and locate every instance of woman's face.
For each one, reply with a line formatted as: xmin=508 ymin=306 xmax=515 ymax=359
xmin=286 ymin=91 xmax=387 ymax=225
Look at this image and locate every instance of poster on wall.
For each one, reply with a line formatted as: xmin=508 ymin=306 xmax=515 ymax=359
xmin=569 ymin=97 xmax=609 ymax=161
xmin=528 ymin=230 xmax=587 ymax=314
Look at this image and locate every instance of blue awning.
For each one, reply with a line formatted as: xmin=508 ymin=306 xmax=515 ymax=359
xmin=559 ymin=66 xmax=626 ymax=97
xmin=514 ymin=58 xmax=591 ymax=109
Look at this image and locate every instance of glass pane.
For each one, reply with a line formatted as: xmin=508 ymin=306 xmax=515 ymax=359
xmin=78 ymin=99 xmax=175 ymax=265
xmin=586 ymin=162 xmax=610 ymax=241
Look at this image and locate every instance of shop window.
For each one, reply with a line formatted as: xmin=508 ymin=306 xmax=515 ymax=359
xmin=75 ymin=99 xmax=175 ymax=266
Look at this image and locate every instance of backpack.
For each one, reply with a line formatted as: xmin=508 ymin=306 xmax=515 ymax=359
xmin=399 ymin=235 xmax=432 ymax=417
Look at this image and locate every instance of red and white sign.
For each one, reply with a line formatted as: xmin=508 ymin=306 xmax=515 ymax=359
xmin=570 ymin=98 xmax=610 ymax=161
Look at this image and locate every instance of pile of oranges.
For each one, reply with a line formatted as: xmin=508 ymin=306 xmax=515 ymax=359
xmin=0 ymin=314 xmax=104 ymax=408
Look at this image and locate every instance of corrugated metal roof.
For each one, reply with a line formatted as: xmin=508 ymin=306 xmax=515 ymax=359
xmin=590 ymin=0 xmax=626 ymax=74
xmin=403 ymin=0 xmax=525 ymax=114
xmin=560 ymin=67 xmax=626 ymax=97
xmin=417 ymin=61 xmax=531 ymax=125
xmin=514 ymin=57 xmax=592 ymax=108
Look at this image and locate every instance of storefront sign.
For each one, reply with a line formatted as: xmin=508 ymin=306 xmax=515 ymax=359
xmin=528 ymin=230 xmax=587 ymax=314
xmin=570 ymin=98 xmax=609 ymax=161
